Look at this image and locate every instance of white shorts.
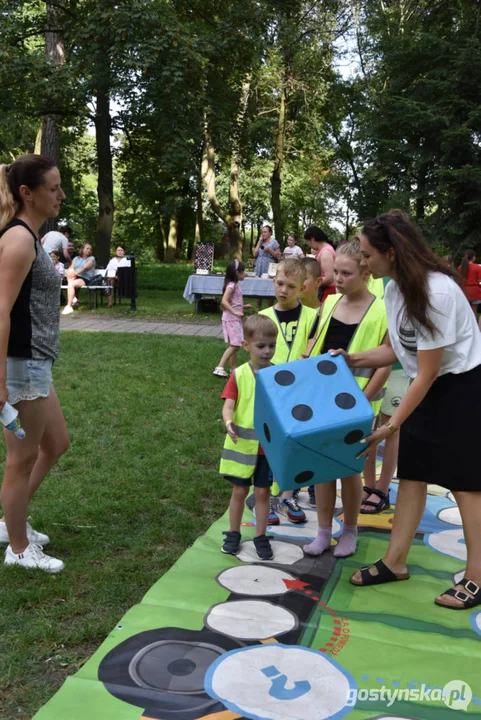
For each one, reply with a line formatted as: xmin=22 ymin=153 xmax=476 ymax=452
xmin=381 ymin=368 xmax=410 ymax=416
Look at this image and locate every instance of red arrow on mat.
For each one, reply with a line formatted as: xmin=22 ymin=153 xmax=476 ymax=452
xmin=283 ymin=579 xmax=310 ymax=590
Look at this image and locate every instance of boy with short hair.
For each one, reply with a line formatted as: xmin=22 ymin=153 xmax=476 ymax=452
xmin=220 ymin=315 xmax=278 ymax=560
xmin=259 ymin=258 xmax=318 ymax=364
xmin=299 ymin=258 xmax=322 ymax=309
xmin=260 ymin=258 xmax=319 ymax=522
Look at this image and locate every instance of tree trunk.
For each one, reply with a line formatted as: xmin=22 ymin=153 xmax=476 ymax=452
xmin=157 ymin=212 xmax=165 ymax=261
xmin=416 ymin=160 xmax=428 ymax=221
xmin=271 ymin=78 xmax=287 ymax=245
xmin=202 ymin=75 xmax=251 ymax=259
xmin=166 ymin=214 xmax=178 ymax=263
xmin=202 ymin=121 xmax=228 ymax=223
xmin=202 ymin=124 xmax=243 ymax=259
xmin=176 ymin=211 xmax=184 ymax=256
xmin=34 ymin=127 xmax=42 ymax=155
xmin=94 ymin=84 xmax=114 ymax=267
xmin=227 ymin=75 xmax=251 ymax=257
xmin=41 ymin=116 xmax=61 ymax=162
xmin=41 ymin=3 xmax=65 ymax=233
xmin=191 ymin=169 xmax=204 ymax=262
xmin=227 ymin=153 xmax=242 ymax=258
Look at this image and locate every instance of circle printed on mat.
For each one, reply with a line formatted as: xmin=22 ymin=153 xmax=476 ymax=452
xmin=205 ymin=600 xmax=297 ymax=640
xmin=216 ymin=566 xmax=296 ymax=596
xmin=236 ymin=540 xmax=303 ymax=565
xmin=205 ymin=643 xmax=356 ymax=720
xmin=424 ymin=528 xmax=466 ymax=562
xmin=437 ymin=506 xmax=462 ymax=526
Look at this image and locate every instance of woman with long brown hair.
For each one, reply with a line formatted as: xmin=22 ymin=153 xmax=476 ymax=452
xmin=62 ymin=242 xmax=96 ymax=314
xmin=0 ymin=155 xmax=69 ymax=572
xmin=331 ymin=209 xmax=481 ymax=609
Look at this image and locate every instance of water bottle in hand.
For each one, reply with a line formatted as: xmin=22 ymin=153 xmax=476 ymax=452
xmin=0 ymin=402 xmax=26 ymax=439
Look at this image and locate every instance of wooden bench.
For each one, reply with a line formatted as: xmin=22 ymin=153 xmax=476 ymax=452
xmin=62 ymin=269 xmax=113 ymax=310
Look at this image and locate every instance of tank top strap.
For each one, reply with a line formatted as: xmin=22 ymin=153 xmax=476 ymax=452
xmin=0 ymin=218 xmax=39 ymax=247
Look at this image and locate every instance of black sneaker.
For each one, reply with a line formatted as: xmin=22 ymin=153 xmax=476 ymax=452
xmin=292 ymin=488 xmax=300 ymax=501
xmin=254 ymin=534 xmax=274 ymax=561
xmin=221 ymin=531 xmax=241 ymax=555
xmin=308 ymin=485 xmax=316 ymax=507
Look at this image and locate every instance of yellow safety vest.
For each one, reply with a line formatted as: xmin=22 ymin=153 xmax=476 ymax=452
xmin=219 ymin=362 xmax=260 ymax=479
xmin=367 ymin=276 xmax=385 ymax=299
xmin=260 ymin=304 xmax=318 ymax=364
xmin=310 ymin=293 xmax=388 ymax=415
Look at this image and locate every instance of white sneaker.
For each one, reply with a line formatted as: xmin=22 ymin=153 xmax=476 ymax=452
xmin=62 ymin=305 xmax=74 ymax=315
xmin=72 ymin=298 xmax=80 ymax=306
xmin=0 ymin=521 xmax=50 ymax=546
xmin=213 ymin=366 xmax=229 ymax=377
xmin=4 ymin=543 xmax=64 ymax=573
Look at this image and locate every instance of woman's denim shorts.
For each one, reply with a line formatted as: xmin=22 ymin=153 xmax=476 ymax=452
xmin=6 ymin=358 xmax=53 ymax=405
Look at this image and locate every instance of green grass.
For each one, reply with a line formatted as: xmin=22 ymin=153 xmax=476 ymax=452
xmin=69 ymin=261 xmax=257 ymax=323
xmin=0 ymin=331 xmax=234 ymax=720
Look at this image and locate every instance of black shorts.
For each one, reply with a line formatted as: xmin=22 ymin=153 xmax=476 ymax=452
xmin=224 ymin=454 xmax=272 ymax=488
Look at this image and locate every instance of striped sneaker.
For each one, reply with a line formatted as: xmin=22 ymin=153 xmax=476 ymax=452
xmin=268 ymin=499 xmax=280 ymax=526
xmin=277 ymin=498 xmax=307 ymax=524
xmin=4 ymin=543 xmax=64 ymax=573
xmin=0 ymin=521 xmax=49 ymax=546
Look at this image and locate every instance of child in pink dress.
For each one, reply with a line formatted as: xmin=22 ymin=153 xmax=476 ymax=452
xmin=213 ymin=260 xmax=252 ymax=377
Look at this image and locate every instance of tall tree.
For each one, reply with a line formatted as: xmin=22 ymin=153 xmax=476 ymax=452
xmin=202 ymin=75 xmax=252 ymax=257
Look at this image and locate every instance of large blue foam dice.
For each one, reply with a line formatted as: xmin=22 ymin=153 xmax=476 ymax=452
xmin=254 ymin=353 xmax=374 ymax=491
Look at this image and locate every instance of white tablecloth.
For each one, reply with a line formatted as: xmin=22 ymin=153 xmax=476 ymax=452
xmin=183 ymin=275 xmax=275 ymax=303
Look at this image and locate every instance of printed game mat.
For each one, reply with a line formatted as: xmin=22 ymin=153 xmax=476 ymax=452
xmin=34 ymin=480 xmax=480 ymax=720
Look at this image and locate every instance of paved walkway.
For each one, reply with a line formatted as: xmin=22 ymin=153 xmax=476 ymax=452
xmin=59 ymin=315 xmax=224 ymax=338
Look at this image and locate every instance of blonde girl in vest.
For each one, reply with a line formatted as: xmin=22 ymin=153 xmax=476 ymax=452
xmin=219 ymin=315 xmax=278 ymax=560
xmin=303 ymin=240 xmax=391 ymax=557
xmin=213 ymin=259 xmax=252 ymax=377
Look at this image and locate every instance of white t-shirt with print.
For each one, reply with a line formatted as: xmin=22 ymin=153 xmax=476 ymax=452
xmin=283 ymin=245 xmax=304 ymax=259
xmin=385 ymin=272 xmax=481 ymax=379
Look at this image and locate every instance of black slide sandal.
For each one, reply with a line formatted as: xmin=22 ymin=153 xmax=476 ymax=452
xmin=435 ymin=578 xmax=481 ymax=610
xmin=350 ymin=558 xmax=410 ymax=586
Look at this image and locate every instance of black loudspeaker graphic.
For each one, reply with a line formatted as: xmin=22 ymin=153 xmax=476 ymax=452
xmin=98 ymin=627 xmax=245 ymax=720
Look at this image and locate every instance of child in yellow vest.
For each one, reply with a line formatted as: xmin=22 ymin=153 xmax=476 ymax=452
xmin=260 ymin=258 xmax=318 ymax=522
xmin=303 ymin=240 xmax=391 ymax=557
xmin=220 ymin=315 xmax=278 ymax=560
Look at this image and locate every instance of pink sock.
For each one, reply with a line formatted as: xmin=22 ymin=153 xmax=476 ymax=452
xmin=303 ymin=527 xmax=332 ymax=556
xmin=333 ymin=524 xmax=358 ymax=557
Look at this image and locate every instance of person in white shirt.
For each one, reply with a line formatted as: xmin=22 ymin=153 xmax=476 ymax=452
xmin=105 ymin=244 xmax=128 ymax=307
xmin=331 ymin=209 xmax=481 ymax=611
xmin=42 ymin=226 xmax=72 ymax=264
xmin=283 ymin=233 xmax=305 ymax=260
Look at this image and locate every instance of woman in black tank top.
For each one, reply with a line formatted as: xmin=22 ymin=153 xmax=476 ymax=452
xmin=0 ymin=155 xmax=69 ymax=573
